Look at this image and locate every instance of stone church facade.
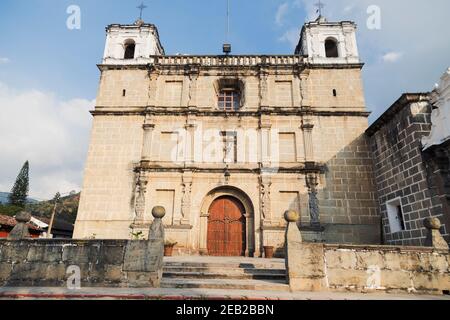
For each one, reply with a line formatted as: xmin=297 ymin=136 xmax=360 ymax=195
xmin=73 ymin=17 xmax=381 ymax=256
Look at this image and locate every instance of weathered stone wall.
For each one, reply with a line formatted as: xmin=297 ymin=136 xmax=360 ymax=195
xmin=287 ymin=241 xmax=450 ymax=295
xmin=306 ymin=68 xmax=366 ymax=111
xmin=96 ymin=68 xmax=150 ymax=108
xmin=0 ymin=239 xmax=163 ymax=288
xmin=74 ymin=114 xmax=144 ymax=239
xmin=367 ymin=94 xmax=449 ymax=245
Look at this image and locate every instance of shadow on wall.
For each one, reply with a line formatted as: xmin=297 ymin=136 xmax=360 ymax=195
xmin=317 ymin=133 xmax=381 ymax=244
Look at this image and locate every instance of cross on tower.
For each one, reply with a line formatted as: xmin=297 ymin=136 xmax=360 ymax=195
xmin=315 ymin=0 xmax=325 ymax=17
xmin=137 ymin=2 xmax=147 ymax=20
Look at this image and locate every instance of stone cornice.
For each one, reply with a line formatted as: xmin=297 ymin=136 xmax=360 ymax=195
xmin=96 ymin=56 xmax=364 ymax=73
xmin=136 ymin=162 xmax=326 ymax=175
xmin=91 ymin=107 xmax=370 ymax=118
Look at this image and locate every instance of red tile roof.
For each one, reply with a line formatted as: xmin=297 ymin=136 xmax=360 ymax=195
xmin=0 ymin=215 xmax=43 ymax=231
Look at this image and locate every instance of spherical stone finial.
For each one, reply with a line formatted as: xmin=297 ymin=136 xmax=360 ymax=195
xmin=15 ymin=211 xmax=31 ymax=223
xmin=424 ymin=217 xmax=442 ymax=230
xmin=284 ymin=210 xmax=299 ymax=223
xmin=152 ymin=206 xmax=166 ymax=219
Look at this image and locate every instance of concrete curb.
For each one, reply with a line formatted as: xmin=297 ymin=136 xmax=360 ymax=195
xmin=0 ymin=292 xmax=283 ymax=300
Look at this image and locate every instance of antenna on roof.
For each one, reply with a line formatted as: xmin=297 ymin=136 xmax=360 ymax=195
xmin=223 ymin=0 xmax=231 ymax=55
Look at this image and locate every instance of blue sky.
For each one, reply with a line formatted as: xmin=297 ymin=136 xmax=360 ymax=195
xmin=0 ymin=0 xmax=449 ymax=199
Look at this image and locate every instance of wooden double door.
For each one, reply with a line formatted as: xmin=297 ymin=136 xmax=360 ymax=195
xmin=207 ymin=196 xmax=246 ymax=256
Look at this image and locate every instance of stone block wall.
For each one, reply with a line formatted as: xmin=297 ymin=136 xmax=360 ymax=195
xmin=287 ymin=241 xmax=450 ymax=295
xmin=0 ymin=239 xmax=163 ymax=288
xmin=367 ymin=94 xmax=449 ymax=245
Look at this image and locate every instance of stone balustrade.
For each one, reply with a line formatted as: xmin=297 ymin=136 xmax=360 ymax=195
xmin=149 ymin=55 xmax=305 ymax=67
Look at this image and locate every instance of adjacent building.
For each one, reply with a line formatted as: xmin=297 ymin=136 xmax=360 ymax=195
xmin=366 ymin=68 xmax=450 ymax=245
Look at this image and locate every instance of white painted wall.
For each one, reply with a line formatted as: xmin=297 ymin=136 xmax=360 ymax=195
xmin=422 ymin=68 xmax=450 ymax=149
xmin=298 ymin=19 xmax=360 ymax=64
xmin=102 ymin=23 xmax=164 ymax=65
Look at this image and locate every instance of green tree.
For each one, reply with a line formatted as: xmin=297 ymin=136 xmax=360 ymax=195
xmin=8 ymin=161 xmax=30 ymax=207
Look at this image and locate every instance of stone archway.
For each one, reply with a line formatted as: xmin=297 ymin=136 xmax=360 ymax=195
xmin=199 ymin=186 xmax=255 ymax=257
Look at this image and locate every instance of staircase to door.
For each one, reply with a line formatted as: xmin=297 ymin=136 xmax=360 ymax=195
xmin=161 ymin=256 xmax=289 ymax=291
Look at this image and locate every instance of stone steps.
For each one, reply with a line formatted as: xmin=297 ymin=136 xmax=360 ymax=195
xmin=161 ymin=278 xmax=290 ymax=291
xmin=164 ymin=266 xmax=286 ymax=274
xmin=163 ymin=271 xmax=286 ymax=280
xmin=164 ymin=262 xmax=286 ymax=269
xmin=162 ymin=257 xmax=288 ymax=291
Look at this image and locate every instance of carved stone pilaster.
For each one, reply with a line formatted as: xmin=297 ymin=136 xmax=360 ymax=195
xmin=180 ymin=172 xmax=193 ymax=225
xmin=142 ymin=114 xmax=155 ymax=161
xmin=260 ymin=116 xmax=272 ymax=166
xmin=134 ymin=172 xmax=149 ymax=221
xmin=301 ymin=117 xmax=314 ymax=162
xmin=299 ymin=69 xmax=310 ymax=106
xmin=185 ymin=117 xmax=197 ymax=164
xmin=187 ymin=65 xmax=200 ymax=109
xmin=148 ymin=67 xmax=160 ymax=108
xmin=259 ymin=67 xmax=269 ymax=107
xmin=259 ymin=175 xmax=272 ymax=222
xmin=306 ymin=173 xmax=320 ymax=228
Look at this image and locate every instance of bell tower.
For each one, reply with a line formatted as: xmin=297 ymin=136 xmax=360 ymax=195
xmin=295 ymin=16 xmax=360 ymax=64
xmin=102 ymin=20 xmax=165 ymax=65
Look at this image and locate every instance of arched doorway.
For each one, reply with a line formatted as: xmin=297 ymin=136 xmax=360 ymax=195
xmin=207 ymin=196 xmax=246 ymax=256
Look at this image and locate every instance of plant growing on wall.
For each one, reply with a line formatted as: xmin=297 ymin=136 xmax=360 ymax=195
xmin=131 ymin=231 xmax=144 ymax=240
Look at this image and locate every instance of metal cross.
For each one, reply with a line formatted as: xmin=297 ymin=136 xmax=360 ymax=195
xmin=315 ymin=0 xmax=325 ymax=16
xmin=137 ymin=2 xmax=147 ymax=20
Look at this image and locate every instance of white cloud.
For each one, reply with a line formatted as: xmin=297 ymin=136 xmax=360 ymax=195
xmin=275 ymin=3 xmax=290 ymax=26
xmin=382 ymin=51 xmax=403 ymax=63
xmin=0 ymin=82 xmax=94 ymax=199
xmin=279 ymin=28 xmax=301 ymax=48
xmin=0 ymin=57 xmax=10 ymax=64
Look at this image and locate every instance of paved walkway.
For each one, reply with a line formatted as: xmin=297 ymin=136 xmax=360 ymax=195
xmin=0 ymin=287 xmax=449 ymax=300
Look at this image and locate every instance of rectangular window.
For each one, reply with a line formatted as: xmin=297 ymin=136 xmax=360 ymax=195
xmin=221 ymin=131 xmax=237 ymax=163
xmin=275 ymin=81 xmax=293 ymax=107
xmin=164 ymin=81 xmax=183 ymax=106
xmin=279 ymin=133 xmax=297 ymax=163
xmin=218 ymin=90 xmax=240 ymax=111
xmin=386 ymin=198 xmax=406 ymax=233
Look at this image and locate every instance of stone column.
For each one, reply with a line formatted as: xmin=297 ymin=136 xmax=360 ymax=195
xmin=149 ymin=206 xmax=166 ymax=241
xmin=285 ymin=210 xmax=302 ymax=244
